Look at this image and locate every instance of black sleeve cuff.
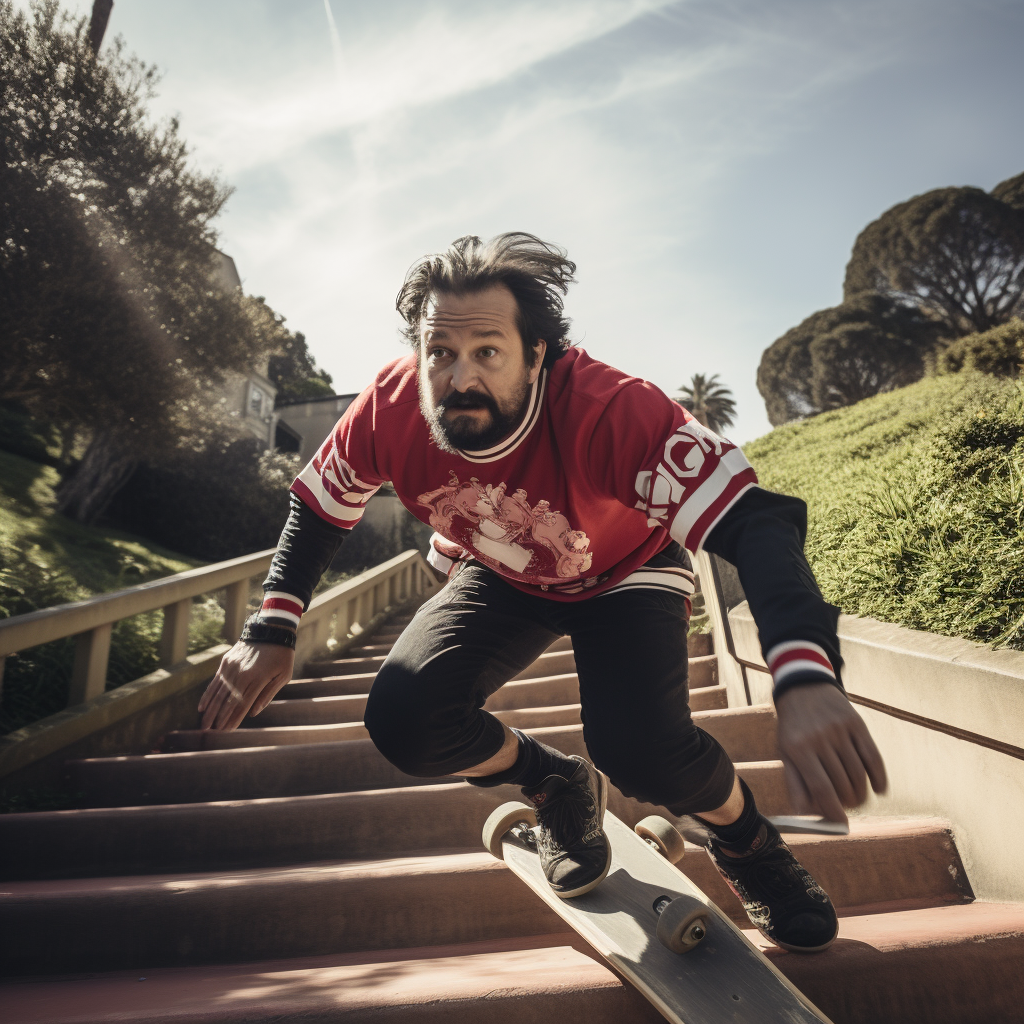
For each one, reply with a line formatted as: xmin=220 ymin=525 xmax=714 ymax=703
xmin=262 ymin=494 xmax=347 ymax=608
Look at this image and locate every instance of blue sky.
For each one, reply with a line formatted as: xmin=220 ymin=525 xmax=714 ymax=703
xmin=37 ymin=0 xmax=1024 ymax=441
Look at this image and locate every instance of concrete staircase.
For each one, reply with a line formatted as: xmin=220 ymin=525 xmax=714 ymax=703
xmin=3 ymin=602 xmax=1024 ymax=1023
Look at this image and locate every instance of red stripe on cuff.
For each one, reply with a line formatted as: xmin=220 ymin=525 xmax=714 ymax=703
xmin=769 ymin=648 xmax=834 ymax=675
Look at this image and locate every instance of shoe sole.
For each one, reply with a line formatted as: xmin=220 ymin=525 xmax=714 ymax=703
xmin=766 ymin=924 xmax=839 ymax=954
xmin=553 ymin=758 xmax=612 ymax=900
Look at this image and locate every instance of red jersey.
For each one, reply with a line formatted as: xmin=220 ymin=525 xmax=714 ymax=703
xmin=290 ymin=348 xmax=758 ymax=602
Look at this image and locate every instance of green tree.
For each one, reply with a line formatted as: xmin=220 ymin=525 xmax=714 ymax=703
xmin=992 ymin=171 xmax=1024 ymax=213
xmin=843 ymin=185 xmax=1024 ymax=337
xmin=675 ymin=374 xmax=736 ymax=434
xmin=1 ymin=1 xmax=278 ymax=523
xmin=757 ymin=293 xmax=941 ymax=425
xmin=268 ymin=330 xmax=334 ymax=403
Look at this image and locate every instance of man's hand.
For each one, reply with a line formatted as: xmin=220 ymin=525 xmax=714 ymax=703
xmin=198 ymin=641 xmax=295 ymax=730
xmin=775 ymin=682 xmax=887 ymax=825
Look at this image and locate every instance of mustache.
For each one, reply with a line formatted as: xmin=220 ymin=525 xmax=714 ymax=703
xmin=439 ymin=390 xmax=498 ymax=413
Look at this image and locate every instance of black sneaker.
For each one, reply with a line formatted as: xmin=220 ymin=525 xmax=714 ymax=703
xmin=706 ymin=818 xmax=838 ymax=952
xmin=522 ymin=755 xmax=611 ymax=899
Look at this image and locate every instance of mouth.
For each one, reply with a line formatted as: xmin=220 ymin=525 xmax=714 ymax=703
xmin=439 ymin=392 xmax=496 ymax=416
xmin=443 ymin=404 xmax=488 ymax=416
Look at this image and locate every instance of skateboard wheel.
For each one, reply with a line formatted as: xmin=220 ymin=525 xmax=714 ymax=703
xmin=635 ymin=815 xmax=686 ymax=864
xmin=482 ymin=801 xmax=537 ymax=860
xmin=656 ymin=895 xmax=709 ymax=954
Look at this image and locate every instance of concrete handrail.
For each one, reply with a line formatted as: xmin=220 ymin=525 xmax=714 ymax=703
xmin=699 ymin=553 xmax=1024 ymax=901
xmin=0 ymin=545 xmax=437 ymax=713
xmin=0 ymin=548 xmax=277 ymax=708
xmin=293 ymin=550 xmax=438 ymax=668
xmin=0 ymin=548 xmax=438 ymax=784
xmin=0 ymin=549 xmax=278 ymax=658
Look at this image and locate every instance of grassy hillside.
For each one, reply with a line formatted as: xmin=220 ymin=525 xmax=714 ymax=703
xmin=745 ymin=372 xmax=1024 ymax=650
xmin=0 ymin=451 xmax=200 ymax=602
xmin=0 ymin=451 xmax=223 ymax=735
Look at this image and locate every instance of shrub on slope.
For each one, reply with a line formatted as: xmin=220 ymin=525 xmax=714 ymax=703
xmin=745 ymin=373 xmax=1024 ymax=650
xmin=0 ymin=451 xmax=223 ymax=736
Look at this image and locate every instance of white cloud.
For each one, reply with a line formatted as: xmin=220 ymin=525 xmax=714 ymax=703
xmin=21 ymin=0 xmax=1021 ymax=443
xmin=159 ymin=0 xmax=678 ymax=175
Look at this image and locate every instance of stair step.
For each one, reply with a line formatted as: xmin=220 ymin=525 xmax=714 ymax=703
xmin=0 ymin=819 xmax=970 ymax=974
xmin=0 ymin=765 xmax=791 ymax=880
xmin=67 ymin=710 xmax=778 ymax=807
xmin=8 ymin=900 xmax=1021 ymax=1024
xmin=688 ymin=632 xmax=713 ymax=657
xmin=0 ymin=853 xmax=559 ymax=975
xmin=305 ymin=654 xmax=389 ymax=676
xmin=302 ymin=642 xmax=581 ymax=681
xmin=512 ymin=650 xmax=577 ymax=680
xmin=276 ymin=673 xmax=379 ymax=699
xmin=255 ymin=674 xmax=724 ymax=730
xmin=240 ymin=692 xmax=368 ymax=726
xmin=483 ymin=673 xmax=580 ymax=712
xmin=271 ymin=672 xmax=582 ymax=720
xmin=680 ymin=816 xmax=973 ymax=925
xmin=763 ymin=901 xmax=1024 ymax=1024
xmin=686 ymin=654 xmax=717 ymax=689
xmin=168 ymin=705 xmax=589 ymax=751
xmin=345 ymin=644 xmax=396 ymax=657
xmin=166 ymin=723 xmax=374 ymax=750
xmin=690 ymin=682 xmax=728 ymax=711
xmin=0 ymin=938 xmax=657 ymax=1024
xmin=281 ymin=649 xmax=712 ymax=703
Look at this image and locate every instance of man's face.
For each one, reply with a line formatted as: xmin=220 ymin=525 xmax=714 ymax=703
xmin=418 ymin=284 xmax=546 ymax=452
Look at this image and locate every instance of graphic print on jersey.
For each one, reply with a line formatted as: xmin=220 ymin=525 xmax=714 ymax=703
xmin=417 ymin=472 xmax=594 ymax=585
xmin=633 ymin=417 xmax=757 ymax=551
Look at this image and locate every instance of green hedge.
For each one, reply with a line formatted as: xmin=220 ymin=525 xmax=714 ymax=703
xmin=745 ymin=372 xmax=1024 ymax=649
xmin=935 ymin=318 xmax=1023 ymax=377
xmin=0 ymin=451 xmax=224 ymax=735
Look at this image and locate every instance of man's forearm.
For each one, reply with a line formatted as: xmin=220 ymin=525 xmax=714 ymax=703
xmin=255 ymin=494 xmax=347 ymax=631
xmin=703 ymin=487 xmax=843 ymax=701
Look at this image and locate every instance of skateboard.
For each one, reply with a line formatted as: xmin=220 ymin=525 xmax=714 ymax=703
xmin=483 ymin=803 xmax=834 ymax=1024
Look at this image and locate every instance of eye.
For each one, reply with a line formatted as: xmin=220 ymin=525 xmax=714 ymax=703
xmin=479 ymin=346 xmax=498 ymax=358
xmin=427 ymin=346 xmax=451 ymax=361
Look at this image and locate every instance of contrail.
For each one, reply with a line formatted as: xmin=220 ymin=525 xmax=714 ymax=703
xmin=322 ymin=0 xmax=344 ymax=79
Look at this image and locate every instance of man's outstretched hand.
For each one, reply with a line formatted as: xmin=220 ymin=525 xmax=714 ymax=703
xmin=198 ymin=642 xmax=295 ymax=730
xmin=775 ymin=682 xmax=887 ymax=825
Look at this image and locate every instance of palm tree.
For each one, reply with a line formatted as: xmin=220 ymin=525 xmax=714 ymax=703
xmin=675 ymin=373 xmax=736 ymax=435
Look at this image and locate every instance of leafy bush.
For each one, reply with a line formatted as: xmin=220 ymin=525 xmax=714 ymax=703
xmin=0 ymin=449 xmax=231 ymax=734
xmin=0 ymin=541 xmax=227 ymax=734
xmin=746 ymin=373 xmax=1024 ymax=649
xmin=105 ymin=442 xmax=300 ymax=561
xmin=0 ymin=402 xmax=61 ymax=467
xmin=935 ymin=318 xmax=1024 ymax=377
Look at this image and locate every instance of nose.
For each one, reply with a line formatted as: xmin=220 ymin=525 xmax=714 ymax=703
xmin=449 ymin=354 xmax=481 ymax=393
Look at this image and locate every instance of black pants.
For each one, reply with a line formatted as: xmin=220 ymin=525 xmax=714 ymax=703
xmin=364 ymin=560 xmax=735 ymax=815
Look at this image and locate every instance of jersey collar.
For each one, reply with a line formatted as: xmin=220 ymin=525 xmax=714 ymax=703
xmin=458 ymin=368 xmax=548 ymax=464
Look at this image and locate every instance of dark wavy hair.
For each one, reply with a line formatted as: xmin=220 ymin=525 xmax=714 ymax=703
xmin=396 ymin=232 xmax=576 ymax=369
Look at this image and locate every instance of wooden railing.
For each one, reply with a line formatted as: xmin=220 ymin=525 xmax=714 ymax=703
xmin=0 ymin=547 xmax=438 ymax=711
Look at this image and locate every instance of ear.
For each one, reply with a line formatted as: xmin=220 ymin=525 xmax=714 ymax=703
xmin=528 ymin=339 xmax=547 ymax=383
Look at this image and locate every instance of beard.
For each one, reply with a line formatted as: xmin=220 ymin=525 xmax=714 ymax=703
xmin=420 ymin=377 xmax=532 ymax=454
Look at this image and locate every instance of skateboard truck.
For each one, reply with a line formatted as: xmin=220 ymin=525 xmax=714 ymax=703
xmin=509 ymin=821 xmax=537 ymax=849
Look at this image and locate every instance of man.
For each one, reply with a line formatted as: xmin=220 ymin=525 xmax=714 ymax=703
xmin=199 ymin=232 xmax=887 ymax=954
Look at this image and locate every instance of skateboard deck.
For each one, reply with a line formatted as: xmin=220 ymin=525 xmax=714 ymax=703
xmin=488 ymin=807 xmax=833 ymax=1024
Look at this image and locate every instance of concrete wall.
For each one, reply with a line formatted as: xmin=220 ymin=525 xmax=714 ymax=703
xmin=727 ymin=601 xmax=1024 ymax=903
xmin=275 ymin=394 xmax=358 ymax=463
xmin=695 ymin=550 xmax=754 ymax=708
